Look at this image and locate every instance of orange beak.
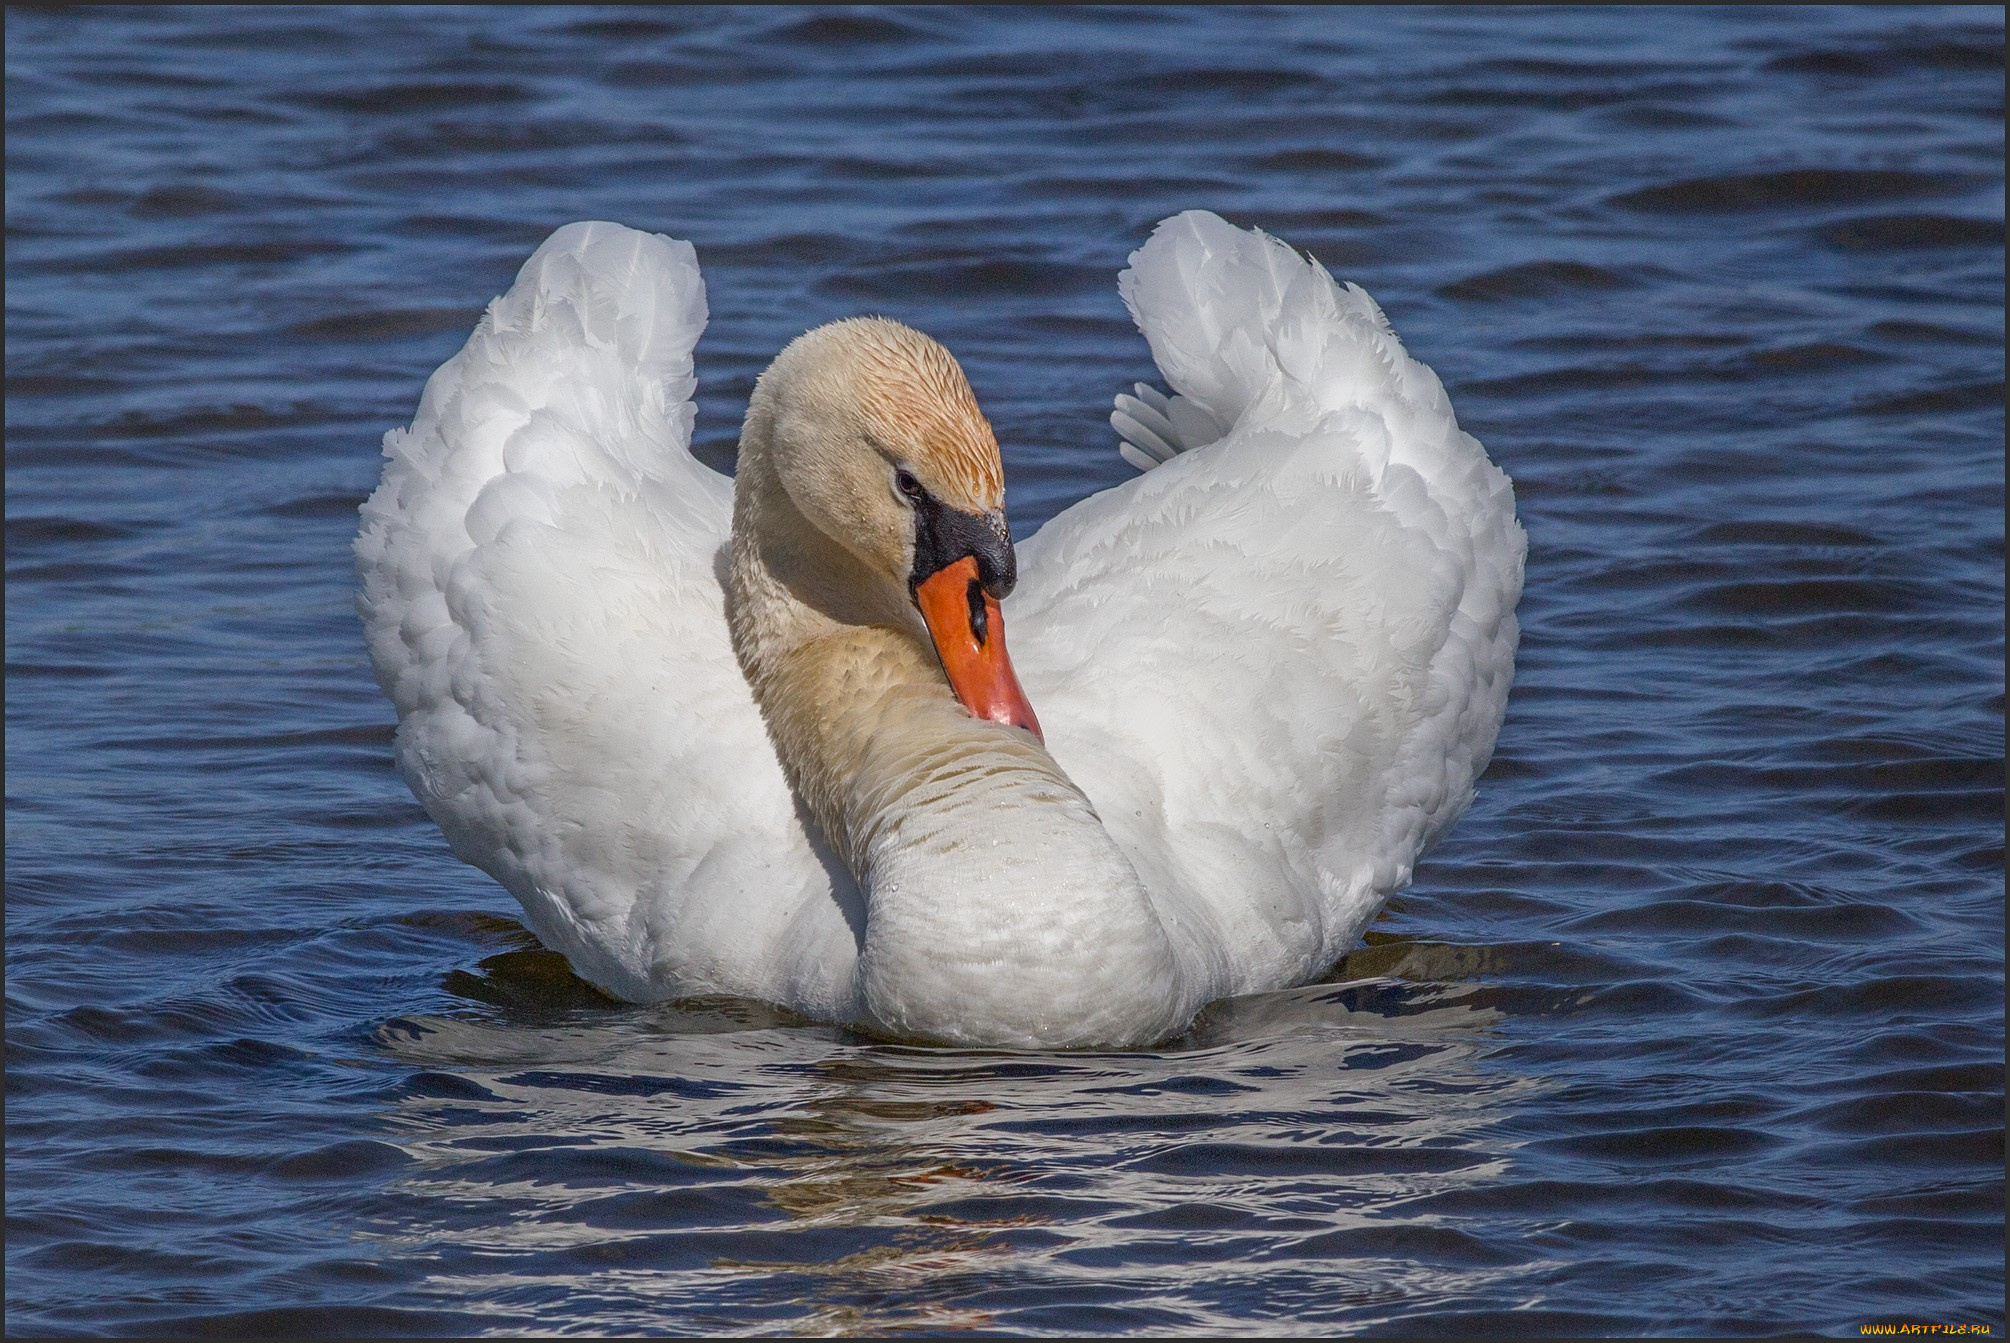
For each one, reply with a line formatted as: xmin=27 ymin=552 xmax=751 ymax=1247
xmin=914 ymin=556 xmax=1042 ymax=742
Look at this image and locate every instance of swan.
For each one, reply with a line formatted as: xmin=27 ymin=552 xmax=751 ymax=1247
xmin=356 ymin=210 xmax=1524 ymax=1048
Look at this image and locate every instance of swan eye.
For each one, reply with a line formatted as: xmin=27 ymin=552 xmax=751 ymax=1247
xmin=894 ymin=468 xmax=925 ymax=503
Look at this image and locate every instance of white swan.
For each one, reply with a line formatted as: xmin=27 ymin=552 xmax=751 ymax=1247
xmin=356 ymin=211 xmax=1524 ymax=1048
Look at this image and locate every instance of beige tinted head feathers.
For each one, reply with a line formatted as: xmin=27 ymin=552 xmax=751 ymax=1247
xmin=841 ymin=317 xmax=1003 ymax=513
xmin=739 ymin=315 xmax=1040 ymax=739
xmin=761 ymin=316 xmax=1002 ymax=516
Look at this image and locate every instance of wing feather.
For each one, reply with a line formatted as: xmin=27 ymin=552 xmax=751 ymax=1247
xmin=356 ymin=222 xmax=859 ymax=1013
xmin=1016 ymin=211 xmax=1524 ymax=996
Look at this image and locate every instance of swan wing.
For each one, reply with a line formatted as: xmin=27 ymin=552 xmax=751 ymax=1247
xmin=356 ymin=221 xmax=858 ymax=1012
xmin=1012 ymin=210 xmax=1525 ymax=998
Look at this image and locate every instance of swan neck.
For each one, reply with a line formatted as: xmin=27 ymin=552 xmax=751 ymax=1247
xmin=727 ymin=405 xmax=942 ymax=865
xmin=726 ymin=396 xmax=1194 ymax=1047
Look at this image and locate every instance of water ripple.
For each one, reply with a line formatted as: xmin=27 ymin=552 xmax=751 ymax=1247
xmin=5 ymin=4 xmax=2001 ymax=1336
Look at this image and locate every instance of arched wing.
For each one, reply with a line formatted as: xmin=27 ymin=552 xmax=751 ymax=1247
xmin=356 ymin=222 xmax=858 ymax=1012
xmin=1011 ymin=211 xmax=1524 ymax=997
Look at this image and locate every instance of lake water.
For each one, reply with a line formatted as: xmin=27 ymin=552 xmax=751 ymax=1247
xmin=6 ymin=6 xmax=2002 ymax=1335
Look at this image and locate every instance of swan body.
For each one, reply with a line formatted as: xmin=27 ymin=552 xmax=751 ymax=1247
xmin=356 ymin=211 xmax=1523 ymax=1047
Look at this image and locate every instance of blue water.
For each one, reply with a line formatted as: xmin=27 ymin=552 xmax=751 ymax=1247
xmin=6 ymin=6 xmax=2002 ymax=1335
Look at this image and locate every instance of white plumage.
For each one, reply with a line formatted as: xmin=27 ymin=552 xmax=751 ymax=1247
xmin=356 ymin=211 xmax=1523 ymax=1044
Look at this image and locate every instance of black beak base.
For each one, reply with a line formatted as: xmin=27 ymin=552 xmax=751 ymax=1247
xmin=908 ymin=497 xmax=1016 ymax=601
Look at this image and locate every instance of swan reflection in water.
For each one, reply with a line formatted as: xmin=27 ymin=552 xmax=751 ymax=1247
xmin=364 ymin=927 xmax=1540 ymax=1334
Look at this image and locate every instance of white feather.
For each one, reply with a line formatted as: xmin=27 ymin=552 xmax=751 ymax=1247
xmin=356 ymin=221 xmax=862 ymax=1018
xmin=357 ymin=212 xmax=1524 ymax=1038
xmin=1014 ymin=209 xmax=1525 ymax=992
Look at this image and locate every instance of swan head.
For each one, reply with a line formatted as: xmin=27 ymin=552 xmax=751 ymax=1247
xmin=749 ymin=316 xmax=1041 ymax=741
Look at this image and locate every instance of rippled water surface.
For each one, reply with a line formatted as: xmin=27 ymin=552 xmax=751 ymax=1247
xmin=7 ymin=6 xmax=2003 ymax=1336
